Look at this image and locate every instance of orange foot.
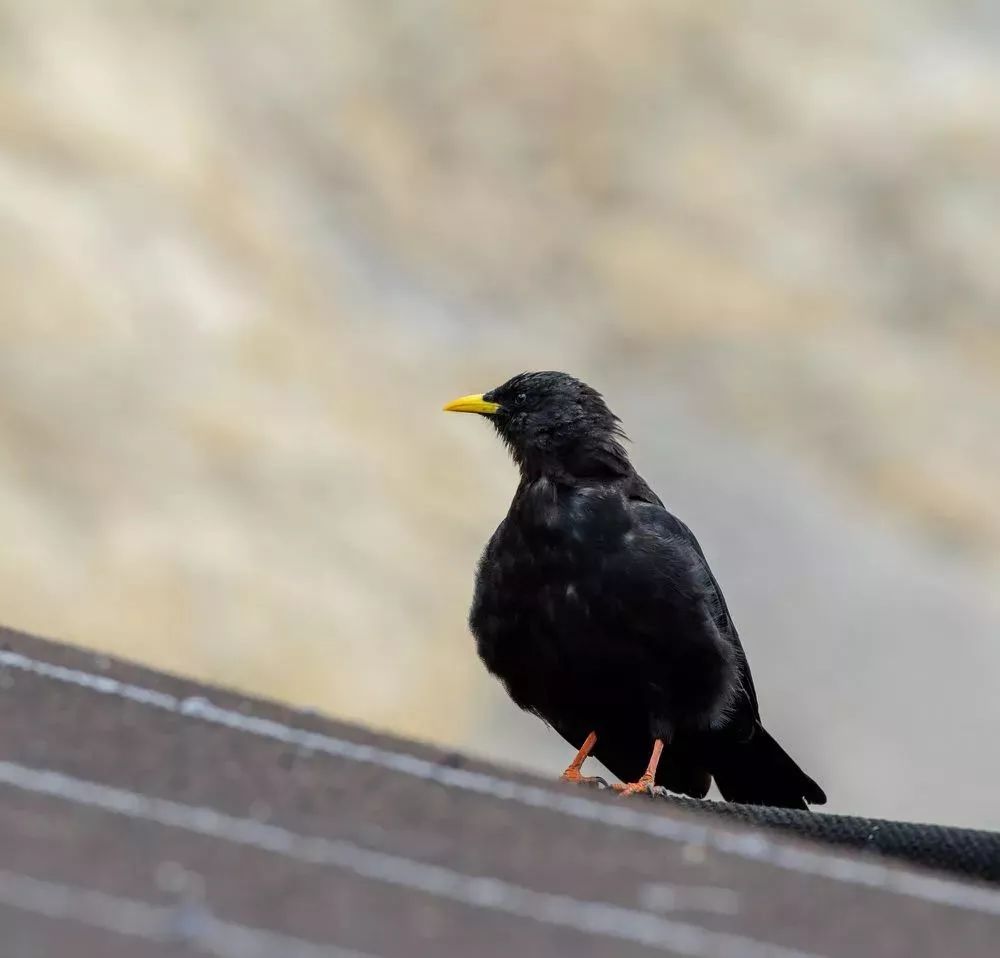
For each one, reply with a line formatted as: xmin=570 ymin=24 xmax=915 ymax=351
xmin=611 ymin=737 xmax=665 ymax=799
xmin=611 ymin=773 xmax=655 ymax=798
xmin=560 ymin=766 xmax=608 ymax=788
xmin=558 ymin=731 xmax=607 ymax=788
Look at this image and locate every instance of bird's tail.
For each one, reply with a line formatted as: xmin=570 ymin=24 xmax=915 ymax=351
xmin=710 ymin=723 xmax=826 ymax=810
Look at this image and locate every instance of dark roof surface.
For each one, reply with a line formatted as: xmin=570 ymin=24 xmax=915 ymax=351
xmin=0 ymin=624 xmax=997 ymax=958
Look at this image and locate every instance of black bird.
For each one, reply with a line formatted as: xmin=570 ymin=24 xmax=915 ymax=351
xmin=444 ymin=371 xmax=825 ymax=807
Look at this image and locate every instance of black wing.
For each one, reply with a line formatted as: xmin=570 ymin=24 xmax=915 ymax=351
xmin=626 ymin=476 xmax=825 ymax=807
xmin=626 ymin=476 xmax=759 ymax=722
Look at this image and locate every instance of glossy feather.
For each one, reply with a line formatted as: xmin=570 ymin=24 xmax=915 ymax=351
xmin=462 ymin=372 xmax=825 ymax=808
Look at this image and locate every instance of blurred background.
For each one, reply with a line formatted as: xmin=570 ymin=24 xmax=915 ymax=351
xmin=1 ymin=1 xmax=998 ymax=828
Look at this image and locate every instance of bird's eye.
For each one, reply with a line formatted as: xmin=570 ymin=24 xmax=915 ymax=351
xmin=516 ymin=392 xmax=527 ymax=405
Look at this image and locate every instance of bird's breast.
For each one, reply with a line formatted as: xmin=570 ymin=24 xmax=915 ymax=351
xmin=469 ymin=493 xmax=628 ymax=688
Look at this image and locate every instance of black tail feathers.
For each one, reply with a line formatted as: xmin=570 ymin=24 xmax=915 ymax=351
xmin=710 ymin=723 xmax=826 ymax=810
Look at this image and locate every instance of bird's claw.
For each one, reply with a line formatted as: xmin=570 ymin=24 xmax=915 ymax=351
xmin=559 ymin=768 xmax=609 ymax=789
xmin=612 ymin=776 xmax=656 ymax=798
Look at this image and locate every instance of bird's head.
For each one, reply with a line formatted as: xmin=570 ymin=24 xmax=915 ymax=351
xmin=443 ymin=371 xmax=631 ymax=481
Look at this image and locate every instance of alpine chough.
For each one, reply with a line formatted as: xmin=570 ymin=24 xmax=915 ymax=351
xmin=444 ymin=371 xmax=825 ymax=807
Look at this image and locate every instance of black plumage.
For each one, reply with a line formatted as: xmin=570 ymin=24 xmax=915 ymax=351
xmin=444 ymin=371 xmax=825 ymax=808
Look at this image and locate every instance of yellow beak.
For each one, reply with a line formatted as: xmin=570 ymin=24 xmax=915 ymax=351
xmin=443 ymin=393 xmax=501 ymax=415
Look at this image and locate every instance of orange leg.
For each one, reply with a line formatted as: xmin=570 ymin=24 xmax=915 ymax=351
xmin=559 ymin=731 xmax=605 ymax=786
xmin=612 ymin=738 xmax=664 ymax=798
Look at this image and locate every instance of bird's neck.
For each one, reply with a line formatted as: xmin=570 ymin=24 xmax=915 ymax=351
xmin=516 ymin=435 xmax=633 ymax=485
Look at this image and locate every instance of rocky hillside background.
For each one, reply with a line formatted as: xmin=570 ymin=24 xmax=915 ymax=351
xmin=1 ymin=2 xmax=999 ymax=826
